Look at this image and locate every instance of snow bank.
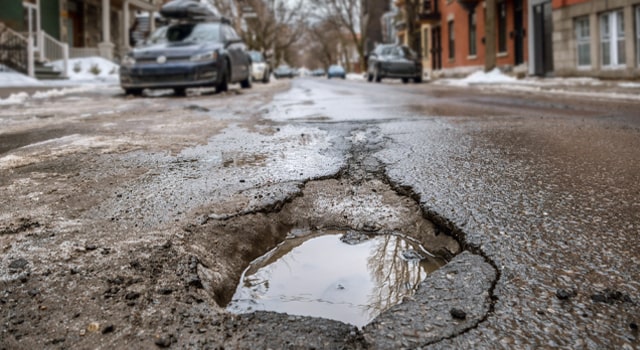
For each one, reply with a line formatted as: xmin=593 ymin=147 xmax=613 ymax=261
xmin=0 ymin=92 xmax=30 ymax=105
xmin=0 ymin=72 xmax=43 ymax=87
xmin=347 ymin=73 xmax=366 ymax=81
xmin=48 ymin=56 xmax=120 ymax=82
xmin=441 ymin=68 xmax=519 ymax=86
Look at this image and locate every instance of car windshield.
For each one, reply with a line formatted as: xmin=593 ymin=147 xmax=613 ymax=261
xmin=249 ymin=52 xmax=264 ymax=62
xmin=328 ymin=65 xmax=343 ymax=72
xmin=149 ymin=23 xmax=221 ymax=43
xmin=277 ymin=65 xmax=290 ymax=70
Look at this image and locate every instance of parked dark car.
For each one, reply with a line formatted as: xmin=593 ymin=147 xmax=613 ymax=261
xmin=327 ymin=65 xmax=346 ymax=79
xmin=367 ymin=44 xmax=422 ymax=83
xmin=273 ymin=65 xmax=294 ymax=79
xmin=120 ymin=0 xmax=252 ymax=96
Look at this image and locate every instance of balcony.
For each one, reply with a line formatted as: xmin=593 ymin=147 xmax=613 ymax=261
xmin=419 ymin=0 xmax=440 ymax=23
xmin=457 ymin=0 xmax=481 ymax=11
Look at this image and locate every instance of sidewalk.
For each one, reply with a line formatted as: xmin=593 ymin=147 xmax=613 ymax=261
xmin=432 ymin=69 xmax=640 ymax=102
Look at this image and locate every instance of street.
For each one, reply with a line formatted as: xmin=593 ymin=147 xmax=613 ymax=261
xmin=1 ymin=78 xmax=639 ymax=349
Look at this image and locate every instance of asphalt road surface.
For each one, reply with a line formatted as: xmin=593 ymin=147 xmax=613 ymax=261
xmin=1 ymin=78 xmax=638 ymax=349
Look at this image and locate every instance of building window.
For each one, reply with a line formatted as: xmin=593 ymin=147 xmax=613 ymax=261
xmin=600 ymin=10 xmax=625 ymax=67
xmin=468 ymin=9 xmax=477 ymax=56
xmin=448 ymin=20 xmax=455 ymax=60
xmin=637 ymin=6 xmax=640 ymax=66
xmin=423 ymin=27 xmax=429 ymax=59
xmin=575 ymin=16 xmax=590 ymax=67
xmin=498 ymin=2 xmax=507 ymax=53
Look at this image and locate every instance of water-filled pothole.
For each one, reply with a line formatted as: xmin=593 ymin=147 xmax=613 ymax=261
xmin=226 ymin=229 xmax=446 ymax=327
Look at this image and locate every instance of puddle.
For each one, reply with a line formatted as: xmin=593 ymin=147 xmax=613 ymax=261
xmin=226 ymin=230 xmax=446 ymax=327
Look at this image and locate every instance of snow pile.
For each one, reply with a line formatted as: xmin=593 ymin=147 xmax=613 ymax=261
xmin=0 ymin=92 xmax=30 ymax=105
xmin=443 ymin=68 xmax=519 ymax=86
xmin=48 ymin=56 xmax=120 ymax=82
xmin=347 ymin=73 xmax=366 ymax=81
xmin=619 ymin=82 xmax=640 ymax=88
xmin=0 ymin=72 xmax=43 ymax=87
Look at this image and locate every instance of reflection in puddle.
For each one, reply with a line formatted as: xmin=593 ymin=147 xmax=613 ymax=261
xmin=227 ymin=230 xmax=445 ymax=327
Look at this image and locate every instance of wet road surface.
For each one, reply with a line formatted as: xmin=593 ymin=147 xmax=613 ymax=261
xmin=0 ymin=78 xmax=638 ymax=348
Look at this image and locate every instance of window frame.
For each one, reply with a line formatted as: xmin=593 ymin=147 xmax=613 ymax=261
xmin=448 ymin=19 xmax=455 ymax=60
xmin=600 ymin=10 xmax=626 ymax=68
xmin=575 ymin=16 xmax=591 ymax=68
xmin=422 ymin=27 xmax=429 ymax=59
xmin=636 ymin=6 xmax=640 ymax=66
xmin=497 ymin=2 xmax=507 ymax=53
xmin=468 ymin=8 xmax=477 ymax=57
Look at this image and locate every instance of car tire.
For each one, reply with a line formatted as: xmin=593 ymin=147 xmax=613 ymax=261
xmin=240 ymin=64 xmax=252 ymax=89
xmin=402 ymin=78 xmax=409 ymax=84
xmin=414 ymin=76 xmax=423 ymax=83
xmin=125 ymin=88 xmax=143 ymax=96
xmin=216 ymin=63 xmax=229 ymax=93
xmin=173 ymin=88 xmax=187 ymax=96
xmin=262 ymin=70 xmax=270 ymax=83
xmin=367 ymin=73 xmax=373 ymax=82
xmin=374 ymin=66 xmax=382 ymax=83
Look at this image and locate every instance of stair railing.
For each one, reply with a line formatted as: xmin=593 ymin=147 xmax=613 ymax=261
xmin=39 ymin=30 xmax=69 ymax=78
xmin=0 ymin=23 xmax=35 ymax=77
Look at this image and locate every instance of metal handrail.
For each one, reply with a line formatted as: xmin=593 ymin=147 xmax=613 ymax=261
xmin=40 ymin=30 xmax=69 ymax=77
xmin=0 ymin=24 xmax=34 ymax=76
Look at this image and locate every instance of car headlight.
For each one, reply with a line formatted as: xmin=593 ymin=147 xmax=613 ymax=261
xmin=121 ymin=55 xmax=136 ymax=67
xmin=190 ymin=51 xmax=218 ymax=62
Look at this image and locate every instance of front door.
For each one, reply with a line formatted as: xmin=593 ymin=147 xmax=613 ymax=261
xmin=533 ymin=1 xmax=553 ymax=76
xmin=431 ymin=26 xmax=442 ymax=70
xmin=513 ymin=0 xmax=524 ymax=65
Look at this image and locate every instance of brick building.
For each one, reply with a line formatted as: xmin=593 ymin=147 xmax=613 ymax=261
xmin=392 ymin=0 xmax=529 ymax=79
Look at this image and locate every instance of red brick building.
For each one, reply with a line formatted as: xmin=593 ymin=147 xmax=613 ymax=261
xmin=395 ymin=0 xmax=529 ymax=79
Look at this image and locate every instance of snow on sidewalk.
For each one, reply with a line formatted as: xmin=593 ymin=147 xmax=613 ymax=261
xmin=0 ymin=57 xmax=120 ymax=105
xmin=435 ymin=68 xmax=640 ymax=101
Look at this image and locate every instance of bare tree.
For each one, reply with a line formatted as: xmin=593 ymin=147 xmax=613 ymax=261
xmin=310 ymin=0 xmax=366 ymax=71
xmin=306 ymin=19 xmax=343 ymax=69
xmin=212 ymin=0 xmax=308 ymax=66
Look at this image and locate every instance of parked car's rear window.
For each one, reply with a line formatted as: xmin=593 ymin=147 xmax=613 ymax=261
xmin=148 ymin=23 xmax=221 ymax=44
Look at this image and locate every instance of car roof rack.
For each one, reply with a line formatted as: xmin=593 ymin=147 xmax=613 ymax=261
xmin=160 ymin=0 xmax=228 ymax=23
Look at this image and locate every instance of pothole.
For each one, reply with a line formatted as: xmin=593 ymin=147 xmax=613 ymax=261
xmin=188 ymin=128 xmax=462 ymax=329
xmin=189 ymin=177 xmax=461 ymax=326
xmin=227 ymin=229 xmax=446 ymax=327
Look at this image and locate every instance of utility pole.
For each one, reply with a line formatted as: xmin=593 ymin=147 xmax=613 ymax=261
xmin=484 ymin=0 xmax=496 ymax=71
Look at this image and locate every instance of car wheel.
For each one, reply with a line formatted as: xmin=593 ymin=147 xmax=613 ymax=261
xmin=173 ymin=88 xmax=187 ymax=96
xmin=374 ymin=66 xmax=381 ymax=83
xmin=402 ymin=78 xmax=409 ymax=84
xmin=216 ymin=63 xmax=229 ymax=93
xmin=240 ymin=64 xmax=252 ymax=89
xmin=414 ymin=76 xmax=423 ymax=83
xmin=262 ymin=70 xmax=270 ymax=83
xmin=125 ymin=88 xmax=143 ymax=96
xmin=367 ymin=73 xmax=373 ymax=82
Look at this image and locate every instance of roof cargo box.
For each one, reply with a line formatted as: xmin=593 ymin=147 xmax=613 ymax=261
xmin=160 ymin=0 xmax=216 ymax=20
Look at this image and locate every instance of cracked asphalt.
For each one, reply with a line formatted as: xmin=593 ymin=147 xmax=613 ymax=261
xmin=0 ymin=77 xmax=638 ymax=349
